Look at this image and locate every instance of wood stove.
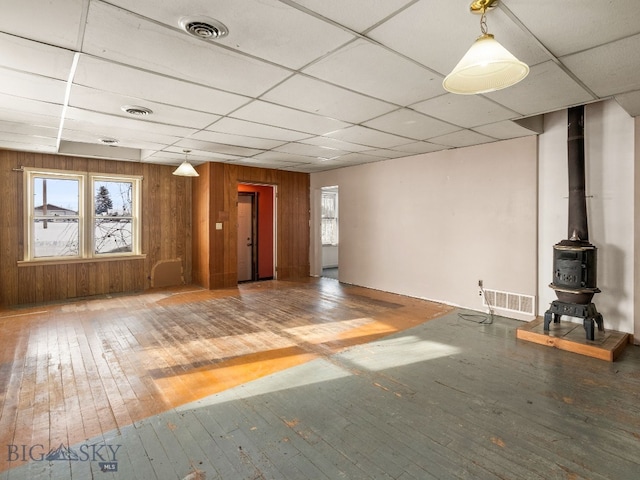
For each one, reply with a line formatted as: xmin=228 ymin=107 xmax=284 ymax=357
xmin=544 ymin=105 xmax=604 ymax=341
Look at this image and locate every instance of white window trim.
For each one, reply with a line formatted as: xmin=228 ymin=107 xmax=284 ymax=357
xmin=22 ymin=167 xmax=143 ymax=263
xmin=321 ymin=191 xmax=339 ymax=246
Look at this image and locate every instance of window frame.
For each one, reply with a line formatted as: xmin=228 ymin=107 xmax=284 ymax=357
xmin=23 ymin=168 xmax=143 ymax=263
xmin=321 ymin=190 xmax=339 ymax=246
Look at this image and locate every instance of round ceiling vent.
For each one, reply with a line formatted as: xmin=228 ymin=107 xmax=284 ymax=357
xmin=99 ymin=137 xmax=119 ymax=145
xmin=180 ymin=16 xmax=229 ymax=40
xmin=121 ymin=105 xmax=153 ymax=116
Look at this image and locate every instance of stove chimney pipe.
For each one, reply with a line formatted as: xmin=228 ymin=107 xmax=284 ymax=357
xmin=567 ymin=105 xmax=588 ymax=242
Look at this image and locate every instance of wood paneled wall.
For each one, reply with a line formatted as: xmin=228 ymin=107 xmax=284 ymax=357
xmin=192 ymin=163 xmax=310 ymax=289
xmin=0 ymin=150 xmax=192 ymax=307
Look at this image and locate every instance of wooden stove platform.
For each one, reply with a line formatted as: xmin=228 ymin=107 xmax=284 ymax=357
xmin=516 ymin=317 xmax=632 ymax=362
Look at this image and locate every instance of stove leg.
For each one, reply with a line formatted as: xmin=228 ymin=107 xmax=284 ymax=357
xmin=595 ymin=312 xmax=604 ymax=332
xmin=584 ymin=317 xmax=595 ymax=341
xmin=543 ymin=310 xmax=553 ymax=332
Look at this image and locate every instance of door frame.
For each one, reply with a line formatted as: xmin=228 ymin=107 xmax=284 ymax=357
xmin=237 ymin=183 xmax=277 ymax=281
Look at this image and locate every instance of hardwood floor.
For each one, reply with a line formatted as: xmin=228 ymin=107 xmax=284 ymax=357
xmin=0 ymin=278 xmax=452 ymax=476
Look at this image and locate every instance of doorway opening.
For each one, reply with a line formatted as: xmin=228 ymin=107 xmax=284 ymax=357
xmin=320 ymin=186 xmax=339 ymax=280
xmin=237 ymin=184 xmax=276 ymax=283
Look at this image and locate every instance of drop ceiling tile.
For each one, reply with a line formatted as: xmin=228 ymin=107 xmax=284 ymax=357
xmin=359 ymin=149 xmax=411 ymax=159
xmin=299 ymin=136 xmax=372 ymax=152
xmin=74 ymin=56 xmax=250 ymax=116
xmin=69 ymin=85 xmax=221 ymax=130
xmin=291 ymin=0 xmax=415 ymax=33
xmin=412 ymin=94 xmax=516 ymax=129
xmin=82 ymin=1 xmax=291 ymax=97
xmin=231 ymin=101 xmax=350 ymax=135
xmin=428 ymin=129 xmax=495 ymax=148
xmin=362 ymin=108 xmax=459 ymax=141
xmin=369 ymin=1 xmax=549 ymax=76
xmin=61 ymin=129 xmax=169 ymax=152
xmin=325 ymin=125 xmax=411 ymax=148
xmin=0 ymin=68 xmax=68 ymax=104
xmin=108 ymin=0 xmax=355 ymax=69
xmin=0 ymin=131 xmax=57 ymax=147
xmin=282 ymin=163 xmax=333 ymax=173
xmin=392 ymin=141 xmax=448 ymax=155
xmin=0 ymin=121 xmax=58 ymax=138
xmin=506 ymin=0 xmax=640 ymax=57
xmin=561 ymin=33 xmax=640 ymax=97
xmin=303 ymin=39 xmax=443 ymax=106
xmin=0 ymin=136 xmax=58 ymax=153
xmin=173 ymin=139 xmax=264 ymax=158
xmin=63 ymin=108 xmax=197 ymax=138
xmin=251 ymin=151 xmax=317 ymax=164
xmin=192 ymin=130 xmax=285 ymax=150
xmin=336 ymin=152 xmax=385 ymax=164
xmin=614 ymin=91 xmax=640 ymax=117
xmin=473 ymin=120 xmax=538 ymax=140
xmin=0 ymin=93 xmax=63 ymax=118
xmin=0 ymin=108 xmax=61 ymax=129
xmin=209 ymin=118 xmax=311 ymax=142
xmin=484 ymin=61 xmax=595 ymax=116
xmin=261 ymin=75 xmax=396 ymax=124
xmin=0 ymin=0 xmax=87 ymax=50
xmin=0 ymin=32 xmax=75 ymax=80
xmin=274 ymin=142 xmax=347 ymax=159
xmin=151 ymin=149 xmax=237 ymax=163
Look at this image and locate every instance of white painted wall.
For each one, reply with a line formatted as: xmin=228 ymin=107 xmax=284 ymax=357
xmin=538 ymin=100 xmax=635 ymax=334
xmin=311 ymin=136 xmax=538 ymax=320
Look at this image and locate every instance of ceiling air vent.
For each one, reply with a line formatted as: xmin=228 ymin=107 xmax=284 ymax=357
xmin=180 ymin=16 xmax=228 ymax=40
xmin=121 ymin=105 xmax=153 ymax=116
xmin=99 ymin=137 xmax=119 ymax=145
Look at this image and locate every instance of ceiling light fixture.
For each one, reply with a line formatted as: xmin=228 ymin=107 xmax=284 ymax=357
xmin=443 ymin=0 xmax=529 ymax=95
xmin=172 ymin=149 xmax=199 ymax=177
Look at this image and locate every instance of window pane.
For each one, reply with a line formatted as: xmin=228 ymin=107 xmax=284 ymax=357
xmin=33 ymin=178 xmax=79 ymax=217
xmin=94 ymin=180 xmax=132 ymax=216
xmin=33 ymin=218 xmax=79 ymax=257
xmin=94 ymin=218 xmax=133 ymax=254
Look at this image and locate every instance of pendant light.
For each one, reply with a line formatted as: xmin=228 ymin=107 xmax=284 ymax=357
xmin=172 ymin=149 xmax=199 ymax=177
xmin=443 ymin=0 xmax=529 ymax=95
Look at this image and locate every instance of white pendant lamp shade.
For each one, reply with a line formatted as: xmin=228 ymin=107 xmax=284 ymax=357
xmin=443 ymin=33 xmax=529 ymax=94
xmin=173 ymin=150 xmax=199 ymax=177
xmin=172 ymin=160 xmax=199 ymax=176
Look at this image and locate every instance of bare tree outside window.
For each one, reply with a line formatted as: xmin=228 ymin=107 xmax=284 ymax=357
xmin=94 ymin=181 xmax=134 ymax=254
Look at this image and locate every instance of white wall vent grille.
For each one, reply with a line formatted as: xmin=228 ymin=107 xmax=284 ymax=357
xmin=483 ymin=289 xmax=536 ymax=316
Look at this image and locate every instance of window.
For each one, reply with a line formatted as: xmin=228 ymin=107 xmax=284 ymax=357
xmin=321 ymin=190 xmax=338 ymax=246
xmin=24 ymin=168 xmax=142 ymax=261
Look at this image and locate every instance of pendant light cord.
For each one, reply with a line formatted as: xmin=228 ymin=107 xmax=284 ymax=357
xmin=480 ymin=8 xmax=488 ymax=35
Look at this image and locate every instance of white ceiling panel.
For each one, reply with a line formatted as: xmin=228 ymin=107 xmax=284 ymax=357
xmin=108 ymin=0 xmax=355 ymax=69
xmin=363 ymin=108 xmax=459 ymax=141
xmin=325 ymin=125 xmax=410 ymax=148
xmin=614 ymin=91 xmax=640 ymax=118
xmin=412 ymin=94 xmax=516 ymax=128
xmin=392 ymin=141 xmax=448 ymax=155
xmin=428 ymin=129 xmax=495 ymax=148
xmin=0 ymin=32 xmax=75 ymax=80
xmin=192 ymin=130 xmax=285 ymax=150
xmin=172 ymin=139 xmax=264 ymax=158
xmin=69 ymin=85 xmax=221 ymax=129
xmin=505 ymin=0 xmax=640 ymax=57
xmin=303 ymin=39 xmax=443 ymax=106
xmin=63 ymin=108 xmax=197 ymax=138
xmin=561 ymin=33 xmax=640 ymax=97
xmin=0 ymin=68 xmax=68 ymax=104
xmin=209 ymin=118 xmax=312 ymax=142
xmin=484 ymin=61 xmax=595 ymax=116
xmin=473 ymin=120 xmax=538 ymax=140
xmin=290 ymin=0 xmax=415 ymax=33
xmin=369 ymin=1 xmax=549 ymax=77
xmin=299 ymin=136 xmax=372 ymax=153
xmin=74 ymin=56 xmax=251 ymax=116
xmin=82 ymin=1 xmax=291 ymax=97
xmin=231 ymin=101 xmax=350 ymax=135
xmin=1 ymin=0 xmax=639 ymax=170
xmin=261 ymin=74 xmax=396 ymax=124
xmin=0 ymin=0 xmax=87 ymax=50
xmin=274 ymin=142 xmax=347 ymax=159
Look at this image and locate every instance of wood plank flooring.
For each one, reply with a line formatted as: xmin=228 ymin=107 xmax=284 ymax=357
xmin=0 ymin=278 xmax=452 ymax=476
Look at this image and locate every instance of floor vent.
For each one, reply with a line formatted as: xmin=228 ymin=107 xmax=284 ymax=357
xmin=483 ymin=289 xmax=536 ymax=316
